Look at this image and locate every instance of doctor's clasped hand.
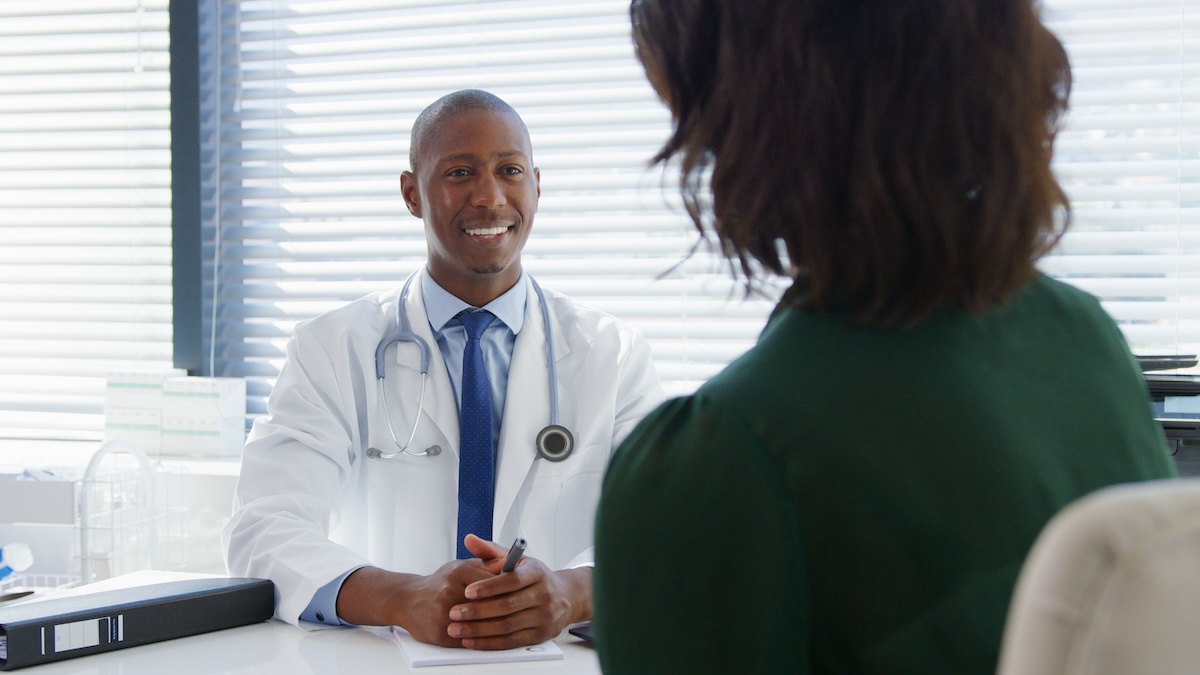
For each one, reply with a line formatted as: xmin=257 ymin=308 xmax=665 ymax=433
xmin=337 ymin=535 xmax=588 ymax=649
xmin=222 ymin=89 xmax=663 ymax=649
xmin=449 ymin=535 xmax=589 ymax=649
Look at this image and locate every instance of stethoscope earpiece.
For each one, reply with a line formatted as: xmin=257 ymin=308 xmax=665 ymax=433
xmin=366 ymin=444 xmax=440 ymax=460
xmin=536 ymin=425 xmax=574 ymax=462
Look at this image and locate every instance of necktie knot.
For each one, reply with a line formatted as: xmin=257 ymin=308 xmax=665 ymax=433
xmin=458 ymin=310 xmax=495 ymax=341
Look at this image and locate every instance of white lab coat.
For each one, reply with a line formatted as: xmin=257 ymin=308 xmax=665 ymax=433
xmin=222 ymin=272 xmax=665 ymax=625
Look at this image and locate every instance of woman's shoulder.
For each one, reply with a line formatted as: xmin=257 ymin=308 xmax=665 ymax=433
xmin=1018 ymin=273 xmax=1112 ymax=322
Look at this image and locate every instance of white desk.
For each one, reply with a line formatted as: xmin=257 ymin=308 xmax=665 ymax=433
xmin=18 ymin=620 xmax=600 ymax=674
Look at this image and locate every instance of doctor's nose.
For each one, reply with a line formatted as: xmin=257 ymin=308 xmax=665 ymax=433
xmin=470 ymin=174 xmax=507 ymax=209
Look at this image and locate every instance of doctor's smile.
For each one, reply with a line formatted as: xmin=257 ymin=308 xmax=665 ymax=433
xmin=463 ymin=225 xmax=512 ymax=237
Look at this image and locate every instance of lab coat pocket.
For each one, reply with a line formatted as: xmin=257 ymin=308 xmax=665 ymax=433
xmin=532 ymin=443 xmax=607 ymax=567
xmin=360 ymin=428 xmax=457 ymax=573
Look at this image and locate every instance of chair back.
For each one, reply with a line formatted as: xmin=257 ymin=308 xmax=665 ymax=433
xmin=996 ymin=478 xmax=1200 ymax=675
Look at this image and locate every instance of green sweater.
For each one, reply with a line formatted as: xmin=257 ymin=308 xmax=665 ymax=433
xmin=594 ymin=274 xmax=1176 ymax=674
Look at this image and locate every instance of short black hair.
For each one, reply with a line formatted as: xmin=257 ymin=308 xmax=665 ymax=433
xmin=408 ymin=89 xmax=529 ymax=172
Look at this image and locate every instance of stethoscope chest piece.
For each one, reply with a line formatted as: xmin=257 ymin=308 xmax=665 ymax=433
xmin=536 ymin=424 xmax=574 ymax=462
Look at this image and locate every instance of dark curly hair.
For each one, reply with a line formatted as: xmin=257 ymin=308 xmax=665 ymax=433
xmin=632 ymin=0 xmax=1072 ymax=325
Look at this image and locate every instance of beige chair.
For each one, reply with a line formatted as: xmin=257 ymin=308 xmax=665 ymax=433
xmin=996 ymin=478 xmax=1200 ymax=675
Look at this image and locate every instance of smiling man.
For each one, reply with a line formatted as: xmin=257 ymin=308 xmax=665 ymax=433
xmin=223 ymin=90 xmax=664 ymax=649
xmin=402 ymin=94 xmax=538 ymax=307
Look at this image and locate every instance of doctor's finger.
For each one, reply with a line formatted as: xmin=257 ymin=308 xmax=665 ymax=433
xmin=463 ymin=534 xmax=509 ymax=564
xmin=461 ymin=627 xmax=544 ymax=652
xmin=448 ymin=608 xmax=546 ymax=644
xmin=460 ymin=627 xmax=544 ymax=651
xmin=443 ymin=561 xmax=495 ymax=586
xmin=452 ymin=581 xmax=549 ymax=624
xmin=465 ymin=558 xmax=543 ymax=599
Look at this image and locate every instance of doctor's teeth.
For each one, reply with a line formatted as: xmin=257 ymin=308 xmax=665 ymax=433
xmin=466 ymin=226 xmax=507 ymax=236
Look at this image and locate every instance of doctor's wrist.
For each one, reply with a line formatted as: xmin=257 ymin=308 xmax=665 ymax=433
xmin=336 ymin=566 xmax=418 ymax=628
xmin=555 ymin=566 xmax=594 ymax=625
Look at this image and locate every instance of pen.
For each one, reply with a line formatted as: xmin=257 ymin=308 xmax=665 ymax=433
xmin=501 ymin=537 xmax=526 ymax=573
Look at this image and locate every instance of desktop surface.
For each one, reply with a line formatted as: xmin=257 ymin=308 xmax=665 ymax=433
xmin=16 ymin=619 xmax=599 ymax=674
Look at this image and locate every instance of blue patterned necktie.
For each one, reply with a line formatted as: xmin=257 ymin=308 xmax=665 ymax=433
xmin=456 ymin=309 xmax=497 ymax=559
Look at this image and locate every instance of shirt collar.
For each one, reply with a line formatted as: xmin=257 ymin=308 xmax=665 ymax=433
xmin=420 ymin=268 xmax=528 ymax=334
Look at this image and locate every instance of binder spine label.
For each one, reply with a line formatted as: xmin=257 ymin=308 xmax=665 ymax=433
xmin=52 ymin=615 xmax=116 ymax=654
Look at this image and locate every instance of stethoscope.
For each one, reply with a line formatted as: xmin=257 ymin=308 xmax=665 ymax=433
xmin=366 ymin=272 xmax=575 ymax=463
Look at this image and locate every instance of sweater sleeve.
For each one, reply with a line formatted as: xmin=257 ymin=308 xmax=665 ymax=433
xmin=593 ymin=395 xmax=811 ymax=674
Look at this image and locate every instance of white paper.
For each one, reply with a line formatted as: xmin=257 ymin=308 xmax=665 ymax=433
xmin=388 ymin=626 xmax=564 ymax=667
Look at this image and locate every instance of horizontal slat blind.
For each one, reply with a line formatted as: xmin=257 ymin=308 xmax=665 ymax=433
xmin=0 ymin=0 xmax=172 ymax=440
xmin=203 ymin=0 xmax=780 ymax=420
xmin=1042 ymin=0 xmax=1200 ymax=355
xmin=208 ymin=0 xmax=1200 ymax=427
xmin=5 ymin=0 xmax=1189 ymax=443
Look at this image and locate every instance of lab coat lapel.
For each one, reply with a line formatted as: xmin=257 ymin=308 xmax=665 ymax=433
xmin=393 ymin=272 xmax=459 ymax=452
xmin=493 ymin=281 xmax=572 ymax=538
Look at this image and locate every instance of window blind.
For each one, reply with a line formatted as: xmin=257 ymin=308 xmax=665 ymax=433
xmin=1041 ymin=0 xmax=1200 ymax=358
xmin=201 ymin=0 xmax=780 ymax=421
xmin=208 ymin=0 xmax=1200 ymax=425
xmin=3 ymin=1 xmax=1187 ymax=442
xmin=0 ymin=1 xmax=172 ymax=441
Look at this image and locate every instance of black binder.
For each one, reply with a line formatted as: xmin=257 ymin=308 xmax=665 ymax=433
xmin=0 ymin=577 xmax=274 ymax=671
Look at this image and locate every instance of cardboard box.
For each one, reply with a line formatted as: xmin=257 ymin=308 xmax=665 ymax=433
xmin=161 ymin=377 xmax=246 ymax=457
xmin=104 ymin=369 xmax=187 ymax=411
xmin=103 ymin=408 xmax=163 ymax=455
xmin=0 ymin=474 xmax=78 ymax=577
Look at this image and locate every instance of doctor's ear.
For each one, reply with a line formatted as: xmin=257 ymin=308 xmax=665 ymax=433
xmin=400 ymin=171 xmax=422 ymax=218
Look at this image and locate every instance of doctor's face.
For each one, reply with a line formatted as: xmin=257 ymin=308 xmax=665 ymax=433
xmin=401 ymin=109 xmax=540 ymax=306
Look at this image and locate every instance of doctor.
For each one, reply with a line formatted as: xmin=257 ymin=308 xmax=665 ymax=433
xmin=223 ymin=90 xmax=664 ymax=650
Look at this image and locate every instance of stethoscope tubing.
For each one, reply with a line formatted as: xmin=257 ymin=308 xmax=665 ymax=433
xmin=368 ymin=271 xmax=571 ymax=461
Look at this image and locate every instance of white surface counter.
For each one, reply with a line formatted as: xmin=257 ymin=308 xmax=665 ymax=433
xmin=15 ymin=620 xmax=600 ymax=675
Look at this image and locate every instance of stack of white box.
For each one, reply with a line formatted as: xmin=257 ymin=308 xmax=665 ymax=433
xmin=104 ymin=369 xmax=187 ymax=454
xmin=161 ymin=377 xmax=247 ymax=457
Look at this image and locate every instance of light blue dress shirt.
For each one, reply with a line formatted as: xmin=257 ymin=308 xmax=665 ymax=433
xmin=300 ymin=270 xmax=527 ymax=625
